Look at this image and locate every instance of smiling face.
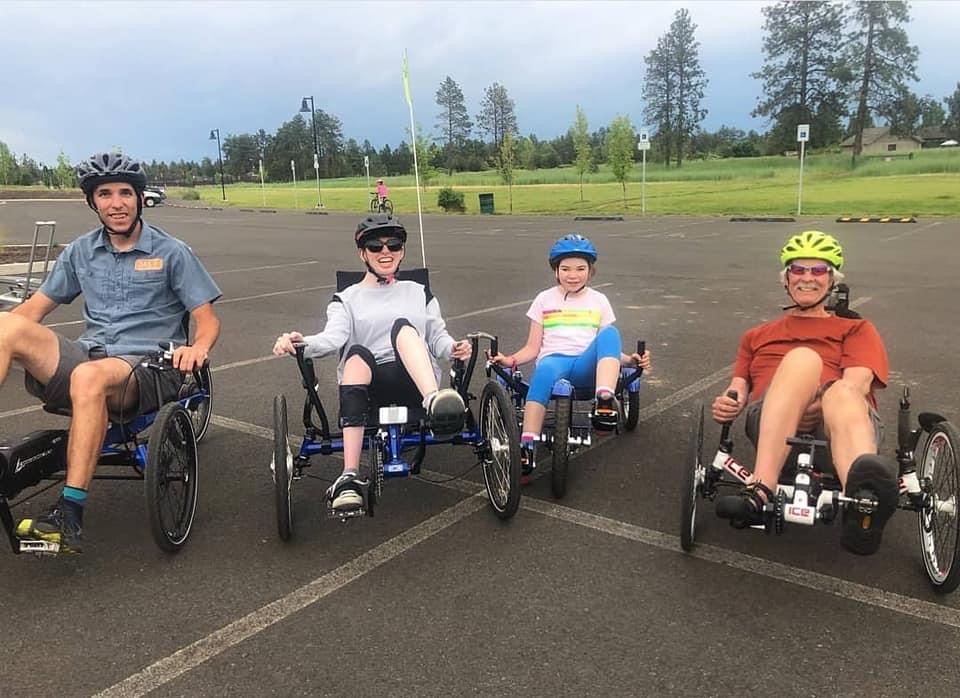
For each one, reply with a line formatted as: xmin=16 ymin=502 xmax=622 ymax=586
xmin=92 ymin=181 xmax=140 ymax=235
xmin=359 ymin=235 xmax=404 ymax=276
xmin=555 ymin=256 xmax=592 ymax=294
xmin=784 ymin=257 xmax=833 ymax=308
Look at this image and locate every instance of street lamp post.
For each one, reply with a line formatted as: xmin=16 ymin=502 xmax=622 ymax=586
xmin=299 ymin=96 xmax=323 ymax=208
xmin=209 ymin=128 xmax=226 ymax=201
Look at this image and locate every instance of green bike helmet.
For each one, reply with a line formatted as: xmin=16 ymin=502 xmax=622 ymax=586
xmin=779 ymin=231 xmax=844 ymax=270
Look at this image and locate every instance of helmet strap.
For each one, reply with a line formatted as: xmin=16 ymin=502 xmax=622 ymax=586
xmin=363 ymin=253 xmax=399 ymax=285
xmin=89 ymin=193 xmax=143 ymax=238
xmin=555 ymin=269 xmax=586 ymax=300
xmin=782 ymin=283 xmax=833 ymax=312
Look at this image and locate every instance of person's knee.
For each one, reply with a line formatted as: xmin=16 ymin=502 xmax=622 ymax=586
xmin=0 ymin=312 xmax=29 ymax=348
xmin=390 ymin=318 xmax=417 ymax=353
xmin=780 ymin=346 xmax=822 ymax=370
xmin=597 ymin=325 xmax=621 ymax=342
xmin=339 ymin=384 xmax=369 ymax=427
xmin=821 ymin=379 xmax=869 ymax=416
xmin=68 ymin=363 xmax=109 ymax=404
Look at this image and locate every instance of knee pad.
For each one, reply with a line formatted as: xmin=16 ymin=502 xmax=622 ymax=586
xmin=390 ymin=318 xmax=416 ymax=353
xmin=339 ymin=384 xmax=369 ymax=427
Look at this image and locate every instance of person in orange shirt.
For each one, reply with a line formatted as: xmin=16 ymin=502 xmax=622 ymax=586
xmin=711 ymin=231 xmax=896 ymax=555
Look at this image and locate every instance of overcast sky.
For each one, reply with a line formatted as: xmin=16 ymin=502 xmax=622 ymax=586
xmin=1 ymin=1 xmax=957 ymax=165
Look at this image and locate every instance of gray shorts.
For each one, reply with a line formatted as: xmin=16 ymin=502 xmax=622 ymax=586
xmin=744 ymin=395 xmax=883 ymax=474
xmin=25 ymin=335 xmax=184 ymax=419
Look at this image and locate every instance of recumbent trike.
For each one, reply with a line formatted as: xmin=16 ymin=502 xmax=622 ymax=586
xmin=487 ymin=340 xmax=645 ymax=498
xmin=679 ymin=285 xmax=960 ymax=593
xmin=0 ymin=343 xmax=213 ymax=555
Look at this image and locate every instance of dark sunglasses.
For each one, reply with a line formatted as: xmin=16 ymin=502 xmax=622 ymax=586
xmin=364 ymin=238 xmax=404 ymax=253
xmin=787 ymin=263 xmax=831 ymax=277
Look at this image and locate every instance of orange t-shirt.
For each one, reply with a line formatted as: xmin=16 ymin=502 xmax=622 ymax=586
xmin=733 ymin=314 xmax=889 ymax=405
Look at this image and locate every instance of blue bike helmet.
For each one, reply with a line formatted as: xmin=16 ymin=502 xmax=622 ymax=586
xmin=548 ymin=234 xmax=598 ymax=269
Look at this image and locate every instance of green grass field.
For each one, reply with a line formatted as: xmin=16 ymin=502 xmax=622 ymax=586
xmin=5 ymin=149 xmax=957 ymax=216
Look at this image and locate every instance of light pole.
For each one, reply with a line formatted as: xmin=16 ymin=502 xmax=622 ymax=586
xmin=209 ymin=128 xmax=226 ymax=201
xmin=299 ymin=96 xmax=323 ymax=207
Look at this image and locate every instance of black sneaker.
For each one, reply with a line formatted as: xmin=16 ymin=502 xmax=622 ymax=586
xmin=326 ymin=472 xmax=366 ymax=512
xmin=16 ymin=498 xmax=83 ymax=554
xmin=520 ymin=446 xmax=536 ymax=485
xmin=841 ymin=454 xmax=898 ymax=555
xmin=715 ymin=482 xmax=773 ymax=529
xmin=591 ymin=395 xmax=620 ymax=431
xmin=425 ymin=389 xmax=466 ymax=437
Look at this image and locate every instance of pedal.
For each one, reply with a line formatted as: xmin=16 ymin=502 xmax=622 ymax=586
xmin=18 ymin=539 xmax=61 ymax=555
xmin=326 ymin=504 xmax=366 ymax=521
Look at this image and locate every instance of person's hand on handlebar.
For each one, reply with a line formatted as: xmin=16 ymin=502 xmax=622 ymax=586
xmin=173 ymin=344 xmax=209 ymax=373
xmin=273 ymin=331 xmax=304 ymax=356
xmin=451 ymin=339 xmax=472 ymax=361
xmin=628 ymin=349 xmax=651 ymax=370
xmin=711 ymin=391 xmax=744 ymax=424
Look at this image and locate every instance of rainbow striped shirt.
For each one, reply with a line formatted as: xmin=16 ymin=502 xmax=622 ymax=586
xmin=526 ymin=286 xmax=616 ymax=362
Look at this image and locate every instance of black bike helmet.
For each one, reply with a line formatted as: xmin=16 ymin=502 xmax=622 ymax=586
xmin=76 ymin=151 xmax=147 ymax=197
xmin=354 ymin=214 xmax=407 ymax=248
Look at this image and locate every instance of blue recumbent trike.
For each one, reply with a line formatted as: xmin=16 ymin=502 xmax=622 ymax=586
xmin=271 ymin=326 xmax=524 ymax=540
xmin=487 ymin=340 xmax=645 ymax=498
xmin=0 ymin=344 xmax=213 ymax=555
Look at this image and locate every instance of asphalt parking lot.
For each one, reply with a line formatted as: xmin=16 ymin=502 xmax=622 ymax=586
xmin=2 ymin=201 xmax=959 ymax=697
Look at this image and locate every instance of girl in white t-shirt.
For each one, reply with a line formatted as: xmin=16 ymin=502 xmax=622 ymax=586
xmin=491 ymin=234 xmax=651 ymax=476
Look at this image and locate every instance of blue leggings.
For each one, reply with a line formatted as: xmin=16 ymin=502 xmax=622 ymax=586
xmin=526 ymin=325 xmax=621 ymax=405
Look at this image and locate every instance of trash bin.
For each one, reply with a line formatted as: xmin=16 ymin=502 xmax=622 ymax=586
xmin=478 ymin=193 xmax=495 ymax=215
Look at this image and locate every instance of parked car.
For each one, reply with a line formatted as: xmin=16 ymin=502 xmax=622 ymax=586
xmin=143 ymin=185 xmax=167 ymax=207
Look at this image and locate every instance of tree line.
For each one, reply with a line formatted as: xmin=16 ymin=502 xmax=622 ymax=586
xmin=3 ymin=1 xmax=959 ymax=189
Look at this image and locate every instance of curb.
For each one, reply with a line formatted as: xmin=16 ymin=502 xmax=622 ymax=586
xmin=0 ymin=260 xmax=56 ymax=274
xmin=836 ymin=216 xmax=917 ymax=223
xmin=573 ymin=216 xmax=624 ymax=221
xmin=729 ymin=216 xmax=796 ymax=223
xmin=305 ymin=210 xmax=329 ymax=215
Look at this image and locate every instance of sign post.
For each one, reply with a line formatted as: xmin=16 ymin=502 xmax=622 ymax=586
xmin=797 ymin=123 xmax=809 ymax=216
xmin=364 ymin=155 xmax=370 ymax=200
xmin=259 ymin=158 xmax=266 ymax=207
xmin=637 ymin=130 xmax=651 ymax=214
xmin=290 ymin=159 xmax=299 ymax=210
xmin=313 ymin=152 xmax=322 ymax=208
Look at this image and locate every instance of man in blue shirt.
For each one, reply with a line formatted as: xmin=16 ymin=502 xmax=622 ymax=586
xmin=0 ymin=151 xmax=222 ymax=553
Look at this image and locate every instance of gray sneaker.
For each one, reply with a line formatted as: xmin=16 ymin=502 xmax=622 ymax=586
xmin=425 ymin=389 xmax=466 ymax=437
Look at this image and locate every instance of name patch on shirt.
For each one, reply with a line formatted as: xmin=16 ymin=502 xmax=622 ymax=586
xmin=135 ymin=258 xmax=164 ymax=271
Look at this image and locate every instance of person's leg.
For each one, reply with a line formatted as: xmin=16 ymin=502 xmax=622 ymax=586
xmin=752 ymin=347 xmax=822 ymax=490
xmin=716 ymin=347 xmax=821 ymax=526
xmin=391 ymin=319 xmax=439 ymax=397
xmin=0 ymin=312 xmax=61 ymax=387
xmin=390 ymin=319 xmax=464 ymax=435
xmin=568 ymin=326 xmax=622 ymax=428
xmin=822 ymin=380 xmax=897 ymax=555
xmin=329 ymin=348 xmax=375 ymax=511
xmin=523 ymin=355 xmax=569 ymax=437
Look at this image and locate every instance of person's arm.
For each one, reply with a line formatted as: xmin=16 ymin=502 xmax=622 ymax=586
xmin=174 ymin=303 xmax=220 ymax=372
xmin=492 ymin=320 xmax=543 ymax=367
xmin=11 ymin=290 xmax=58 ymax=323
xmin=297 ymin=299 xmax=351 ymax=358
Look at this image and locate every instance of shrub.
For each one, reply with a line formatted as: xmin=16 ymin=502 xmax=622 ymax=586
xmin=437 ymin=186 xmax=465 ymax=212
xmin=181 ymin=189 xmax=201 ymax=201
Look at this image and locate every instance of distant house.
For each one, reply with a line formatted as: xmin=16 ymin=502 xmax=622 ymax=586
xmin=916 ymin=126 xmax=952 ymax=148
xmin=840 ymin=127 xmax=922 ymax=155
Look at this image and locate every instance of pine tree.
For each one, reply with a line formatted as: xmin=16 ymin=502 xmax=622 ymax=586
xmin=435 ymin=76 xmax=472 ymax=175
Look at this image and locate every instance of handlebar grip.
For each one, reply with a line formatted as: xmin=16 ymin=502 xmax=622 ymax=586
xmin=491 ymin=337 xmax=499 ymax=357
xmin=637 ymin=340 xmax=645 ymax=355
xmin=726 ymin=390 xmax=739 ymax=401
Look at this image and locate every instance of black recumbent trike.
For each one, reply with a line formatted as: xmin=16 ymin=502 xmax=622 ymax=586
xmin=0 ymin=344 xmax=213 ymax=555
xmin=680 ymin=285 xmax=960 ymax=593
xmin=486 ymin=340 xmax=646 ymax=498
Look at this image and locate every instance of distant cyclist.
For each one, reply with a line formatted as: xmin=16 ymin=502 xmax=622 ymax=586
xmin=376 ymin=178 xmax=389 ymax=209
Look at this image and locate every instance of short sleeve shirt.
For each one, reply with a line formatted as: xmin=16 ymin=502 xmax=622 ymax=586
xmin=733 ymin=314 xmax=889 ymax=405
xmin=40 ymin=223 xmax=222 ymax=356
xmin=526 ymin=286 xmax=616 ymax=362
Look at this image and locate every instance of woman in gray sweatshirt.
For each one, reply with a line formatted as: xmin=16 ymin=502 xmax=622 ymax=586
xmin=273 ymin=214 xmax=472 ymax=512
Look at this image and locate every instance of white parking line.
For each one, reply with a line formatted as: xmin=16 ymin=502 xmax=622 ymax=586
xmin=211 ymin=261 xmax=320 ymax=275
